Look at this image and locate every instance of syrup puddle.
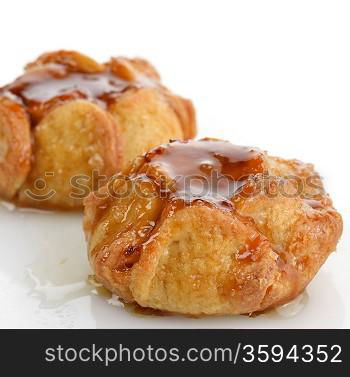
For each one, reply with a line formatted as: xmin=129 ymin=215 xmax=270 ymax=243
xmin=274 ymin=291 xmax=309 ymax=318
xmin=21 ymin=210 xmax=93 ymax=309
xmin=26 ymin=268 xmax=92 ymax=309
xmin=26 ymin=264 xmax=115 ymax=310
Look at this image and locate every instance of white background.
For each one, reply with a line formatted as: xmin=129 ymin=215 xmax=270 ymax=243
xmin=0 ymin=0 xmax=349 ymax=328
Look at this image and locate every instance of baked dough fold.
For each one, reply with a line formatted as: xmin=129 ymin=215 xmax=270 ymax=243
xmin=84 ymin=139 xmax=342 ymax=316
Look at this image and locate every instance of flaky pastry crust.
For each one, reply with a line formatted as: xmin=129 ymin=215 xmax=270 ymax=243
xmin=0 ymin=51 xmax=196 ymax=209
xmin=84 ymin=139 xmax=342 ymax=316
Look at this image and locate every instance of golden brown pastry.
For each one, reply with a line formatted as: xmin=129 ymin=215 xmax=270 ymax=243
xmin=84 ymin=138 xmax=342 ymax=316
xmin=0 ymin=51 xmax=196 ymax=209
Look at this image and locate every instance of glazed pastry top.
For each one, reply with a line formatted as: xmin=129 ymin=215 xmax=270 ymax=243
xmin=0 ymin=50 xmax=196 ymax=209
xmin=126 ymin=139 xmax=266 ymax=211
xmin=0 ymin=51 xmax=158 ymax=126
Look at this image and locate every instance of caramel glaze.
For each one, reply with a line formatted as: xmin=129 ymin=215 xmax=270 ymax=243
xmin=111 ymin=139 xmax=268 ymax=271
xmin=0 ymin=63 xmax=154 ymax=126
xmin=142 ymin=139 xmax=266 ymax=210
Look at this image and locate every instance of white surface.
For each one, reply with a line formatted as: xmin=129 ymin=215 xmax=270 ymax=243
xmin=0 ymin=0 xmax=349 ymax=328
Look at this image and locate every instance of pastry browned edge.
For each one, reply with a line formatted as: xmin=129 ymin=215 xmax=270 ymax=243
xmin=0 ymin=51 xmax=196 ymax=210
xmin=84 ymin=138 xmax=342 ymax=316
